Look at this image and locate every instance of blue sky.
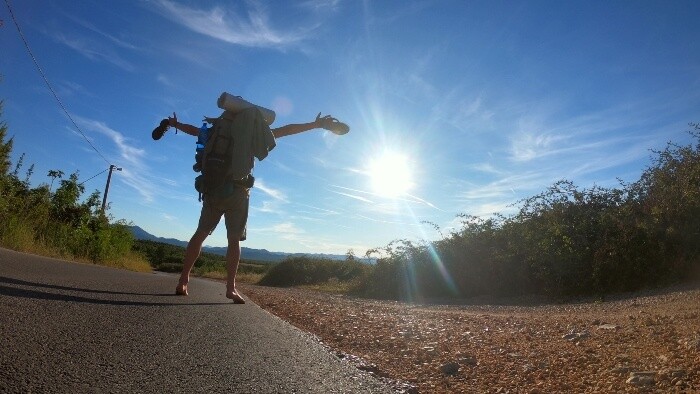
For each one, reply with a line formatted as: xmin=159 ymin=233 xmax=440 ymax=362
xmin=1 ymin=0 xmax=699 ymax=255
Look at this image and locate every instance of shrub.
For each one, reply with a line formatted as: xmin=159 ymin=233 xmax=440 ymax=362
xmin=259 ymin=255 xmax=369 ymax=287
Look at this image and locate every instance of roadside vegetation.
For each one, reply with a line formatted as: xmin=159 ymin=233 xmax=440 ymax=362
xmin=258 ymin=254 xmax=370 ymax=292
xmin=132 ymin=239 xmax=270 ymax=283
xmin=0 ymin=101 xmax=150 ymax=271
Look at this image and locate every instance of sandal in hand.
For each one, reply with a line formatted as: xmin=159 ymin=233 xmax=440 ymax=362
xmin=317 ymin=113 xmax=350 ymax=135
xmin=152 ymin=119 xmax=170 ymax=140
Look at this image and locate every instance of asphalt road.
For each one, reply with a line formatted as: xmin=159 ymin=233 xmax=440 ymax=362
xmin=0 ymin=248 xmax=393 ymax=393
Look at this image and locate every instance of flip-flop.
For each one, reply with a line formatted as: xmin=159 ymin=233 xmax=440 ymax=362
xmin=319 ymin=115 xmax=350 ymax=135
xmin=152 ymin=119 xmax=170 ymax=140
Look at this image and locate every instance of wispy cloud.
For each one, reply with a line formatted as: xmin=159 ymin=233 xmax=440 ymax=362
xmin=255 ymin=200 xmax=283 ymax=214
xmin=509 ymin=129 xmax=568 ymax=162
xmin=456 ymin=172 xmax=548 ymax=201
xmin=254 ymin=221 xmax=369 ymax=254
xmin=156 ymin=74 xmax=175 ymax=88
xmin=329 ymin=185 xmax=440 ymax=210
xmin=53 ymin=33 xmax=135 ymax=72
xmin=470 ymin=163 xmax=504 ymax=175
xmin=356 ymin=214 xmax=421 ymax=226
xmin=261 ymin=222 xmax=307 ymax=242
xmin=404 ymin=193 xmax=442 ymax=211
xmin=295 ymin=203 xmax=340 ymax=216
xmin=74 ymin=116 xmax=159 ymax=202
xmin=254 ymin=178 xmax=288 ymax=201
xmin=267 ymin=158 xmax=309 ymax=178
xmin=63 ymin=13 xmax=140 ymax=51
xmin=299 ymin=0 xmax=341 ymax=12
xmin=151 ymin=0 xmax=313 ymax=48
xmin=56 ymin=81 xmax=95 ymax=99
xmin=76 ymin=117 xmax=144 ymax=167
xmin=329 ymin=189 xmax=375 ymax=204
xmin=506 ymin=97 xmax=681 ymax=164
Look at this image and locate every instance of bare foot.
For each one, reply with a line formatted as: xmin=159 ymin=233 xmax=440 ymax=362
xmin=175 ymin=283 xmax=188 ymax=296
xmin=226 ymin=289 xmax=246 ymax=304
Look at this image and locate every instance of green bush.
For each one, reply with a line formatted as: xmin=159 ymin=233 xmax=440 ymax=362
xmin=259 ymin=255 xmax=369 ymax=287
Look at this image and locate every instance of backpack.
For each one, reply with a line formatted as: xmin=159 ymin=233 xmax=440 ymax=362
xmin=193 ymin=111 xmax=243 ymax=199
xmin=193 ymin=108 xmax=270 ymax=199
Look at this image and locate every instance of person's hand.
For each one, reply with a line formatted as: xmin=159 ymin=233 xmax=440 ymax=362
xmin=315 ymin=112 xmax=338 ymax=129
xmin=168 ymin=112 xmax=178 ymax=127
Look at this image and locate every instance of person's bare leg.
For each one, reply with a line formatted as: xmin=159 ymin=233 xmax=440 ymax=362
xmin=176 ymin=230 xmax=209 ymax=295
xmin=225 ymin=238 xmax=245 ymax=303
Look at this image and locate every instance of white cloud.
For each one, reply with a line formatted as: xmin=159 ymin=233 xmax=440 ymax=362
xmin=151 ymin=0 xmax=312 ymax=49
xmin=156 ymin=74 xmax=175 ymax=88
xmin=273 ymin=222 xmax=305 ymax=235
xmin=63 ymin=14 xmax=140 ymax=51
xmin=56 ymin=81 xmax=94 ymax=99
xmin=299 ymin=0 xmax=341 ymax=12
xmin=53 ymin=33 xmax=135 ymax=72
xmin=295 ymin=203 xmax=340 ymax=216
xmin=255 ymin=200 xmax=283 ymax=214
xmin=470 ymin=163 xmax=503 ymax=175
xmin=254 ymin=178 xmax=288 ymax=201
xmin=329 ymin=189 xmax=375 ymax=204
xmin=74 ymin=116 xmax=160 ymax=202
xmin=255 ymin=221 xmax=370 ymax=254
xmin=509 ymin=130 xmax=567 ymax=162
xmin=76 ymin=118 xmax=144 ymax=167
xmin=162 ymin=213 xmax=177 ymax=221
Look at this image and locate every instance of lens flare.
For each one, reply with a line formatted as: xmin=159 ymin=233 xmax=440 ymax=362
xmin=367 ymin=151 xmax=414 ymax=198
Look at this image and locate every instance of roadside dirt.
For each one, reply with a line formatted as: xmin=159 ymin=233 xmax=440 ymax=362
xmin=240 ymin=283 xmax=700 ymax=393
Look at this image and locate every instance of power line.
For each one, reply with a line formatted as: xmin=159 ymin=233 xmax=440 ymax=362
xmin=4 ymin=0 xmax=112 ymax=167
xmin=78 ymin=167 xmax=109 ymax=186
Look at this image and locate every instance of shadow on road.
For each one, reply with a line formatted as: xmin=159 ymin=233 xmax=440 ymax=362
xmin=0 ymin=276 xmax=169 ymax=296
xmin=0 ymin=276 xmax=232 ymax=307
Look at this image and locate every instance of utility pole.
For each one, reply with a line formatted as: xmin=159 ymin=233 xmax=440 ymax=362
xmin=101 ymin=164 xmax=122 ymax=214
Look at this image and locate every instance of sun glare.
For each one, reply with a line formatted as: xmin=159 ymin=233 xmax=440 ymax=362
xmin=367 ymin=151 xmax=414 ymax=198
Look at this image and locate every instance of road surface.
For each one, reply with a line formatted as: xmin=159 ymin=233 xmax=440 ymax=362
xmin=0 ymin=248 xmax=393 ymax=393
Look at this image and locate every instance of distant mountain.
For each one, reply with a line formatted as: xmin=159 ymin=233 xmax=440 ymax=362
xmin=127 ymin=225 xmax=346 ymax=262
xmin=129 ymin=226 xmax=187 ymax=247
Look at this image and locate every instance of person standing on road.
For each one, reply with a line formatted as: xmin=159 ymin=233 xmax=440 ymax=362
xmin=165 ymin=109 xmax=340 ymax=303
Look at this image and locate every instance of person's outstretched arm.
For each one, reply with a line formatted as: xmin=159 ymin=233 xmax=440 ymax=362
xmin=168 ymin=113 xmax=199 ymax=136
xmin=272 ymin=113 xmax=335 ymax=138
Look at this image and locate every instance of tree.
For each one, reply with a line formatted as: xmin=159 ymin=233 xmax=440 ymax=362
xmin=345 ymin=249 xmax=356 ymax=262
xmin=47 ymin=170 xmax=64 ymax=192
xmin=0 ymin=100 xmax=12 ymax=178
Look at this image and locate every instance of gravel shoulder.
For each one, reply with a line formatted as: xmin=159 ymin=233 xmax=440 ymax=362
xmin=241 ymin=283 xmax=700 ymax=393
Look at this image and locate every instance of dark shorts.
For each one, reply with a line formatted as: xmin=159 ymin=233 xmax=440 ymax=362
xmin=196 ymin=186 xmax=249 ymax=241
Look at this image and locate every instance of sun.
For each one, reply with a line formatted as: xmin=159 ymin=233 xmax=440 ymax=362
xmin=367 ymin=150 xmax=414 ymax=198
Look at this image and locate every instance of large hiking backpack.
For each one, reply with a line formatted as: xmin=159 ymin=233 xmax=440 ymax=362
xmin=194 ymin=108 xmax=269 ymax=199
xmin=194 ymin=111 xmax=237 ymax=198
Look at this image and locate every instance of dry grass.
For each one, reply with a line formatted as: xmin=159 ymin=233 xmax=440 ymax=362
xmin=235 ymin=272 xmax=265 ymax=284
xmin=99 ymin=251 xmax=152 ymax=272
xmin=0 ymin=240 xmax=152 ymax=273
xmin=0 ymin=221 xmax=36 ymax=252
xmin=199 ymin=270 xmax=264 ymax=284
